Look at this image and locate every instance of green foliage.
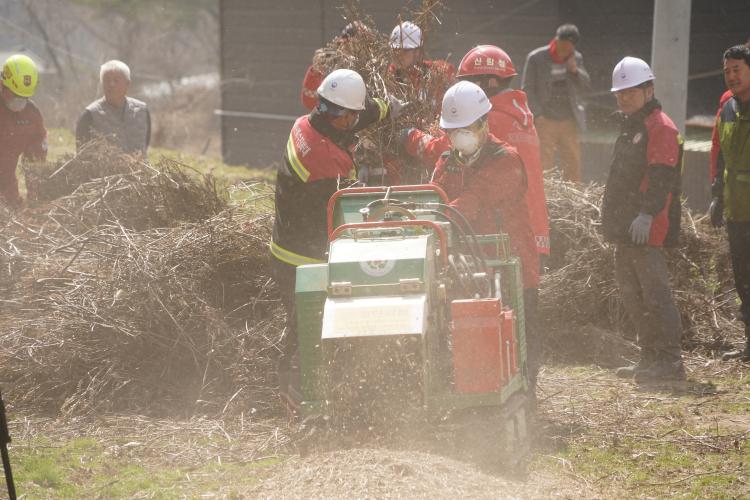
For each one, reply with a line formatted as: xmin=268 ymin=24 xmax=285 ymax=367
xmin=16 ymin=438 xmax=100 ymax=494
xmin=12 ymin=434 xmax=280 ymax=497
xmin=19 ymin=455 xmax=67 ymax=490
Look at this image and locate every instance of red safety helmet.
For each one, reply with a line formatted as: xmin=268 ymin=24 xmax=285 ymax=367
xmin=456 ymin=45 xmax=517 ymax=80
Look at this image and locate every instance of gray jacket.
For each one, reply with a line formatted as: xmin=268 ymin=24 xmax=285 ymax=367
xmin=76 ymin=96 xmax=151 ymax=155
xmin=521 ymin=44 xmax=590 ymax=131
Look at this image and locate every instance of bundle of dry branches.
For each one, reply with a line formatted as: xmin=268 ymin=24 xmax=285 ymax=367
xmin=316 ymin=1 xmax=452 ymax=181
xmin=23 ymin=139 xmax=139 ymax=204
xmin=47 ymin=158 xmax=226 ymax=231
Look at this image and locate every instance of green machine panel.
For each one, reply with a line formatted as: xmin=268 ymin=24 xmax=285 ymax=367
xmin=331 ymin=189 xmax=446 ymax=229
xmin=295 ymin=263 xmax=328 ymax=405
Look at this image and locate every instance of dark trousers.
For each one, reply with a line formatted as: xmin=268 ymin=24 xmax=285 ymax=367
xmin=524 ymin=288 xmax=540 ymax=387
xmin=727 ymin=221 xmax=750 ymax=326
xmin=614 ymin=245 xmax=683 ymax=360
xmin=271 ymin=257 xmax=298 ymax=370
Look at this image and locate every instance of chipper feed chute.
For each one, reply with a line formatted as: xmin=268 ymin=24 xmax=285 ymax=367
xmin=322 ymin=234 xmax=433 ymax=340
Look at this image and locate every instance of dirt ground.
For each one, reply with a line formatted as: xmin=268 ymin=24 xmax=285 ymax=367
xmin=6 ymin=349 xmax=749 ymax=499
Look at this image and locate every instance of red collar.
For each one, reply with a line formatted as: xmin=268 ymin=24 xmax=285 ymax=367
xmin=548 ymin=39 xmax=567 ymax=64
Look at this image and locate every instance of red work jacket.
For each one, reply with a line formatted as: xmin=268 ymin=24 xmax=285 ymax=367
xmin=403 ymin=90 xmax=550 ymax=255
xmin=431 ymin=135 xmax=540 ymax=289
xmin=272 ymin=98 xmax=389 ymax=265
xmin=601 ymin=100 xmax=682 ymax=247
xmin=487 ymin=90 xmax=549 ymax=254
xmin=0 ymin=99 xmax=47 ymax=206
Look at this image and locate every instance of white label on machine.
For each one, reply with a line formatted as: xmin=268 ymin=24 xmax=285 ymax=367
xmin=359 ymin=258 xmax=396 ymax=277
xmin=321 ymin=294 xmax=427 ymax=339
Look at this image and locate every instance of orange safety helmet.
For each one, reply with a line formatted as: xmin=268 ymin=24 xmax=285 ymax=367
xmin=456 ymin=45 xmax=517 ymax=80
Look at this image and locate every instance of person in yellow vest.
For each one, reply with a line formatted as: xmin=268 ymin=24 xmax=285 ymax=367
xmin=709 ymin=45 xmax=750 ymax=361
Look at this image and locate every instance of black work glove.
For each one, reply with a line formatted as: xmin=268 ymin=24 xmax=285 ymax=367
xmin=709 ymin=197 xmax=724 ymax=228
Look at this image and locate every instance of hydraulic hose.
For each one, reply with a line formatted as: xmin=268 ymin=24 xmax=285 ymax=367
xmin=426 ymin=202 xmax=489 ymax=275
xmin=423 ymin=209 xmax=491 ymax=298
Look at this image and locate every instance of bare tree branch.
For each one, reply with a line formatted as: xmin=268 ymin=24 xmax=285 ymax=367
xmin=23 ymin=0 xmax=67 ymax=85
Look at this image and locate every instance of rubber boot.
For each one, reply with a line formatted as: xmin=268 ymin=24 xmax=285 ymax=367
xmin=722 ymin=325 xmax=750 ymax=361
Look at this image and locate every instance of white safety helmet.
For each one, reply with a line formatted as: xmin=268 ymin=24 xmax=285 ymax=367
xmin=390 ymin=21 xmax=422 ymax=49
xmin=611 ymin=56 xmax=655 ymax=92
xmin=317 ymin=68 xmax=366 ymax=111
xmin=440 ymin=81 xmax=492 ymax=129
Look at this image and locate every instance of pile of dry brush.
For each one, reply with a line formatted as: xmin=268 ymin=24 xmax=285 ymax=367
xmin=0 ymin=0 xmax=738 ymax=414
xmin=1 ymin=145 xmax=281 ymax=417
xmin=540 ymin=177 xmax=739 ymax=360
xmin=0 ymin=144 xmax=740 ymax=418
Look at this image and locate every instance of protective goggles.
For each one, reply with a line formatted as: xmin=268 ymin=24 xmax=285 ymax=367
xmin=318 ymin=99 xmax=360 ymax=118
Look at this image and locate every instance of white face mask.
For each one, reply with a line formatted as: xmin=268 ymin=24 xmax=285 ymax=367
xmin=5 ymin=96 xmax=28 ymax=112
xmin=449 ymin=128 xmax=483 ymax=156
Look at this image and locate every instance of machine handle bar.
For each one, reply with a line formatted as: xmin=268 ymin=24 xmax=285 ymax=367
xmin=329 ymin=220 xmax=448 ymax=265
xmin=326 ymin=184 xmax=450 ymax=239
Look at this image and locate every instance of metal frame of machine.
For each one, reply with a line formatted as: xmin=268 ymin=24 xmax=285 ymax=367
xmin=290 ymin=185 xmax=530 ymax=428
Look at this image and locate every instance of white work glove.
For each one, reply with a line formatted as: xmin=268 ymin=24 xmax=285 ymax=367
xmin=388 ymin=95 xmax=409 ymax=120
xmin=628 ymin=213 xmax=653 ymax=245
xmin=357 ymin=165 xmax=370 ymax=184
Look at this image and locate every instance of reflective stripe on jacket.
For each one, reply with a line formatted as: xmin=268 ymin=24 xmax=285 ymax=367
xmin=272 ymin=98 xmax=389 ymax=265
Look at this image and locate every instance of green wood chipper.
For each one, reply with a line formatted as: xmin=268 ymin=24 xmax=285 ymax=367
xmin=284 ymin=185 xmax=531 ymax=454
